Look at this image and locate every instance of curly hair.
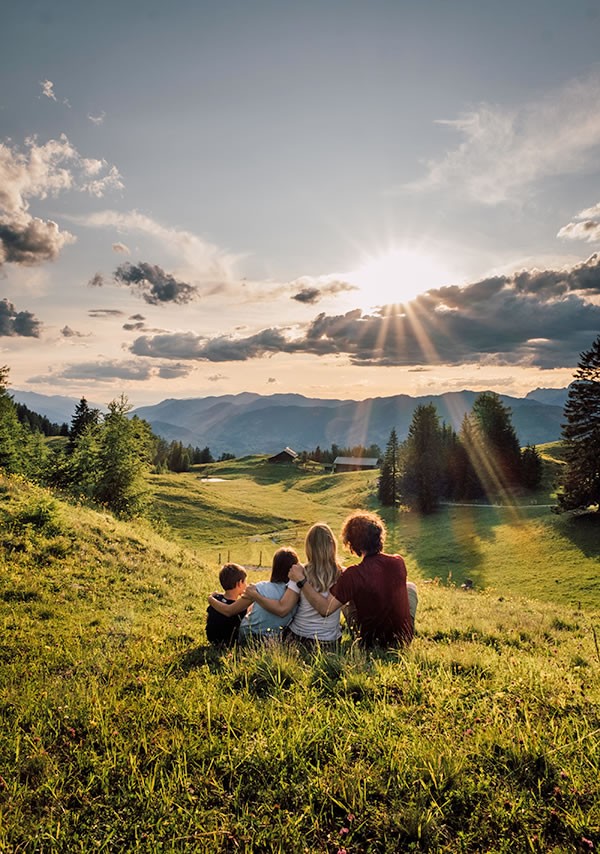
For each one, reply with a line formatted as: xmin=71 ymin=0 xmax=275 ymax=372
xmin=341 ymin=511 xmax=386 ymax=556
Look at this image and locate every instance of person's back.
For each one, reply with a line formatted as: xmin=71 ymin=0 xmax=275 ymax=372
xmin=333 ymin=552 xmax=412 ymax=646
xmin=206 ymin=563 xmax=248 ymax=646
xmin=238 ymin=580 xmax=294 ymax=640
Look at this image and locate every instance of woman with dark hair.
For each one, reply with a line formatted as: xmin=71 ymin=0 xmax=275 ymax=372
xmin=290 ymin=511 xmax=416 ymax=648
xmin=207 ymin=547 xmax=299 ymax=641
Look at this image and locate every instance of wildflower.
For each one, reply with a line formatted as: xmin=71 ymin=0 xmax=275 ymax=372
xmin=581 ymin=838 xmax=594 ymax=850
xmin=337 ymin=849 xmax=347 ymax=854
xmin=339 ymin=827 xmax=349 ymax=836
xmin=347 ymin=813 xmax=355 ymax=822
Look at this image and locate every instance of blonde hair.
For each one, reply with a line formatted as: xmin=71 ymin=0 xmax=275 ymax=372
xmin=304 ymin=523 xmax=342 ymax=592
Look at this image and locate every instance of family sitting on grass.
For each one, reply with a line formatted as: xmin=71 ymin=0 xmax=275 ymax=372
xmin=206 ymin=510 xmax=418 ymax=649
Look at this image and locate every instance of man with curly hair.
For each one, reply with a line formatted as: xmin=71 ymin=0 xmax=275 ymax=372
xmin=290 ymin=510 xmax=416 ymax=648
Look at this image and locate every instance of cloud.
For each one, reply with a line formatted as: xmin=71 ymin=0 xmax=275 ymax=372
xmin=131 ymin=328 xmax=291 ymax=361
xmin=407 ymin=72 xmax=600 ymax=203
xmin=292 ymin=287 xmax=321 ymax=304
xmin=558 ymin=201 xmax=600 ymax=243
xmin=88 ymin=111 xmax=106 ymax=126
xmin=0 ymin=136 xmax=122 ymax=267
xmin=61 ymin=325 xmax=88 ymax=338
xmin=207 ymin=373 xmax=228 ymax=382
xmin=113 ymin=261 xmax=199 ymax=305
xmin=0 ymin=299 xmax=41 ymax=337
xmin=267 ymin=377 xmax=277 ymax=384
xmin=29 ymin=359 xmax=193 ymax=384
xmin=123 ymin=321 xmax=146 ymax=331
xmin=112 ymin=241 xmax=130 ymax=254
xmin=88 ymin=272 xmax=105 ymax=287
xmin=88 ymin=309 xmax=125 ymax=318
xmin=128 ymin=255 xmax=600 ymax=370
xmin=71 ymin=209 xmax=238 ymax=288
xmin=0 ymin=217 xmax=75 ymax=265
xmin=290 ymin=279 xmax=356 ymax=304
xmin=40 ymin=79 xmax=57 ymax=101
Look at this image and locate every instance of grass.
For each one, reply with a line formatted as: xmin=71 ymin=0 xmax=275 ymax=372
xmin=1 ymin=463 xmax=599 ymax=851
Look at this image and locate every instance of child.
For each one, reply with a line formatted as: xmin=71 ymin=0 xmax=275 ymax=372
xmin=207 ymin=548 xmax=299 ymax=641
xmin=205 ymin=563 xmax=248 ymax=646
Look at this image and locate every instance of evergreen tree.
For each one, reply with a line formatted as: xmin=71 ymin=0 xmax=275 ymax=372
xmin=558 ymin=335 xmax=600 ymax=513
xmin=465 ymin=392 xmax=522 ymax=497
xmin=378 ymin=428 xmax=400 ymax=506
xmin=68 ymin=397 xmax=100 ymax=452
xmin=92 ymin=395 xmax=151 ymax=518
xmin=456 ymin=414 xmax=485 ymax=499
xmin=521 ymin=444 xmax=543 ymax=491
xmin=399 ymin=403 xmax=444 ymax=513
xmin=0 ymin=366 xmax=27 ymax=474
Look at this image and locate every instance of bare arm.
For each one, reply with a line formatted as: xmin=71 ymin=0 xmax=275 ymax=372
xmin=244 ymin=584 xmax=299 ymax=616
xmin=288 ymin=565 xmax=343 ymax=617
xmin=207 ymin=594 xmax=250 ymax=616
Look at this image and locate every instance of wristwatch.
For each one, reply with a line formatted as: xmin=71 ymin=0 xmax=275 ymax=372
xmin=296 ymin=578 xmax=307 ymax=589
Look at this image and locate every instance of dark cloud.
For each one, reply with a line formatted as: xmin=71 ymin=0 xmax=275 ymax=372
xmin=0 ymin=217 xmax=74 ymax=266
xmin=114 ymin=261 xmax=198 ymax=305
xmin=292 ymin=287 xmax=321 ymax=304
xmin=291 ymin=280 xmax=357 ymax=304
xmin=157 ymin=363 xmax=193 ymax=379
xmin=123 ymin=321 xmax=146 ymax=331
xmin=131 ymin=328 xmax=290 ymax=362
xmin=267 ymin=377 xmax=277 ymax=383
xmin=61 ymin=325 xmax=87 ymax=338
xmin=88 ymin=272 xmax=105 ymax=287
xmin=88 ymin=309 xmax=125 ymax=318
xmin=207 ymin=373 xmax=228 ymax=382
xmin=0 ymin=299 xmax=41 ymax=337
xmin=129 ymin=314 xmax=145 ymax=321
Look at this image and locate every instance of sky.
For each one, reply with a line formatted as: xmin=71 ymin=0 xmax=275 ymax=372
xmin=1 ymin=0 xmax=600 ymax=408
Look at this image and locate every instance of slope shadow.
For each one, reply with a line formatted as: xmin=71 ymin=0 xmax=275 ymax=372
xmin=553 ymin=512 xmax=600 ymax=559
xmin=384 ymin=505 xmax=509 ymax=589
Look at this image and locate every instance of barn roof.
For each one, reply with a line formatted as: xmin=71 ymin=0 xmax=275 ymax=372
xmin=333 ymin=456 xmax=378 ymax=466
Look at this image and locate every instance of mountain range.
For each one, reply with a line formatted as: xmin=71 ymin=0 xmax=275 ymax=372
xmin=11 ymin=387 xmax=569 ymax=457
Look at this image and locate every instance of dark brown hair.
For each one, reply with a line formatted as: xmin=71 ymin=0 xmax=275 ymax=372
xmin=219 ymin=563 xmax=247 ymax=590
xmin=270 ymin=547 xmax=300 ymax=583
xmin=341 ymin=511 xmax=386 ymax=556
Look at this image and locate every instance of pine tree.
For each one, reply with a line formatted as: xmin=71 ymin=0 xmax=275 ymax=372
xmin=378 ymin=428 xmax=400 ymax=506
xmin=399 ymin=403 xmax=444 ymax=513
xmin=0 ymin=366 xmax=27 ymax=474
xmin=68 ymin=397 xmax=100 ymax=452
xmin=92 ymin=396 xmax=151 ymax=518
xmin=558 ymin=335 xmax=600 ymax=513
xmin=464 ymin=392 xmax=522 ymax=498
xmin=521 ymin=444 xmax=543 ymax=491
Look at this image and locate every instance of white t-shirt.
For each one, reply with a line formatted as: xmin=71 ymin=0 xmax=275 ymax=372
xmin=287 ymin=581 xmax=341 ymax=642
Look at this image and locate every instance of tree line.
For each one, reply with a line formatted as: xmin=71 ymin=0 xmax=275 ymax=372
xmin=377 ymin=335 xmax=600 ymax=515
xmin=300 ymin=443 xmax=382 ymax=465
xmin=0 ymin=372 xmax=232 ymax=519
xmin=377 ymin=391 xmax=544 ymax=512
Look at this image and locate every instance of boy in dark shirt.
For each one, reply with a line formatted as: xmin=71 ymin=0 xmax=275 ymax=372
xmin=205 ymin=563 xmax=248 ymax=646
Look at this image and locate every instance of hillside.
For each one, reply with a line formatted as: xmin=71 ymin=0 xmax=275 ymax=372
xmin=0 ymin=470 xmax=598 ymax=851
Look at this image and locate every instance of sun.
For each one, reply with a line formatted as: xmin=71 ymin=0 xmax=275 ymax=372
xmin=347 ymin=247 xmax=457 ymax=309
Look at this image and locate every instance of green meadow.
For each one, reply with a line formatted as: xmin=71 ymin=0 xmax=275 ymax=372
xmin=1 ymin=451 xmax=599 ymax=852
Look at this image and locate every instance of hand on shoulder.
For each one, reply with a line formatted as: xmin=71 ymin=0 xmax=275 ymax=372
xmin=288 ymin=562 xmax=306 ymax=582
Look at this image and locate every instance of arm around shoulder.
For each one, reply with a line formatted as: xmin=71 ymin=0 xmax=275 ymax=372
xmin=207 ymin=594 xmax=249 ymax=616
